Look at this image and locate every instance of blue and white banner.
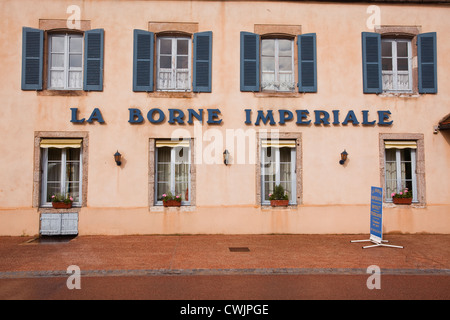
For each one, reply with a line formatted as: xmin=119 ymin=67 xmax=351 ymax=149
xmin=369 ymin=187 xmax=383 ymax=243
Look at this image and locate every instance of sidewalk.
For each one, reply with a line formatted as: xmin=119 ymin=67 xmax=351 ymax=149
xmin=0 ymin=234 xmax=449 ymax=278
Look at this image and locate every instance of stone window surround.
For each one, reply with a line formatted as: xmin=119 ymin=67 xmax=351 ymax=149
xmin=256 ymin=132 xmax=302 ymax=206
xmin=37 ymin=19 xmax=92 ymax=96
xmin=147 ymin=22 xmax=199 ymax=99
xmin=379 ymin=133 xmax=426 ymax=207
xmin=148 ymin=137 xmax=196 ymax=210
xmin=374 ymin=25 xmax=422 ymax=96
xmin=33 ymin=131 xmax=89 ymax=210
xmin=254 ymin=24 xmax=302 ymax=98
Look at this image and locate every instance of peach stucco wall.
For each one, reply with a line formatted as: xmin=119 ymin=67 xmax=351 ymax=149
xmin=0 ymin=0 xmax=449 ymax=235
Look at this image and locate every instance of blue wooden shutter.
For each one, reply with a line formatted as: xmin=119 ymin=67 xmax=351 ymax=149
xmin=362 ymin=32 xmax=382 ymax=94
xmin=83 ymin=29 xmax=104 ymax=91
xmin=193 ymin=31 xmax=212 ymax=93
xmin=240 ymin=31 xmax=259 ymax=92
xmin=133 ymin=29 xmax=154 ymax=92
xmin=21 ymin=27 xmax=44 ymax=90
xmin=297 ymin=33 xmax=317 ymax=93
xmin=418 ymin=32 xmax=437 ymax=94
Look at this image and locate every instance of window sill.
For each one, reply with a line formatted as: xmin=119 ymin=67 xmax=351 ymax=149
xmin=37 ymin=90 xmax=87 ymax=96
xmin=150 ymin=205 xmax=196 ymax=212
xmin=261 ymin=204 xmax=298 ymax=210
xmin=39 ymin=207 xmax=81 ymax=213
xmin=383 ymin=202 xmax=426 ymax=209
xmin=149 ymin=91 xmax=195 ymax=98
xmin=254 ymin=91 xmax=300 ymax=98
xmin=379 ymin=92 xmax=420 ymax=98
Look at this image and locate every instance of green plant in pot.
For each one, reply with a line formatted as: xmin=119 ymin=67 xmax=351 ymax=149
xmin=268 ymin=184 xmax=289 ymax=206
xmin=162 ymin=191 xmax=182 ymax=207
xmin=391 ymin=188 xmax=412 ymax=205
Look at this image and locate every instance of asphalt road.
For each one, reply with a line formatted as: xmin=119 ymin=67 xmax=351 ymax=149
xmin=1 ymin=273 xmax=448 ymax=302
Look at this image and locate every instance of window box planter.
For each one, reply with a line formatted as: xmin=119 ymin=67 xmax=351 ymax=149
xmin=270 ymin=200 xmax=289 ymax=207
xmin=163 ymin=200 xmax=181 ymax=207
xmin=392 ymin=197 xmax=412 ymax=205
xmin=52 ymin=202 xmax=73 ymax=209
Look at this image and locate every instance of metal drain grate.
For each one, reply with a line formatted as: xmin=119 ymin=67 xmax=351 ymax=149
xmin=229 ymin=247 xmax=250 ymax=252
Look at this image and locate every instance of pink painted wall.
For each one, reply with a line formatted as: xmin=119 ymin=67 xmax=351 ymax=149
xmin=0 ymin=0 xmax=449 ymax=235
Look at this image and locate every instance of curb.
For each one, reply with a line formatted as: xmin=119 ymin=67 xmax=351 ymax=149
xmin=1 ymin=267 xmax=449 ymax=279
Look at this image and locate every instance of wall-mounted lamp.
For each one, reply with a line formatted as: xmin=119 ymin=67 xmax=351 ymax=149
xmin=339 ymin=150 xmax=348 ymax=165
xmin=114 ymin=151 xmax=122 ymax=166
xmin=223 ymin=149 xmax=230 ymax=165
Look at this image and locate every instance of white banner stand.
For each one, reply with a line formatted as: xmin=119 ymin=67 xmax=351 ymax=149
xmin=351 ymin=187 xmax=403 ymax=249
xmin=351 ymin=238 xmax=403 ymax=249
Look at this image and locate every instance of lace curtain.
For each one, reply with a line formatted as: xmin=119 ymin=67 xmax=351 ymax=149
xmin=45 ymin=148 xmax=81 ymax=202
xmin=262 ymin=147 xmax=293 ymax=201
xmin=157 ymin=146 xmax=189 ymax=201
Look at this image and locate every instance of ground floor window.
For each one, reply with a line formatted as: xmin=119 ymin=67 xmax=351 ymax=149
xmin=154 ymin=139 xmax=191 ymax=205
xmin=256 ymin=133 xmax=301 ymax=206
xmin=380 ymin=134 xmax=425 ymax=205
xmin=40 ymin=139 xmax=83 ymax=207
xmin=261 ymin=139 xmax=297 ymax=205
xmin=384 ymin=141 xmax=417 ymax=202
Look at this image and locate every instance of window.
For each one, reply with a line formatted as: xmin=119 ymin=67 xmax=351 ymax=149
xmin=261 ymin=39 xmax=295 ymax=92
xmin=40 ymin=139 xmax=83 ymax=207
xmin=240 ymin=32 xmax=316 ymax=93
xmin=261 ymin=140 xmax=297 ymax=205
xmin=133 ymin=29 xmax=212 ymax=93
xmin=381 ymin=39 xmax=412 ymax=93
xmin=380 ymin=134 xmax=426 ymax=206
xmin=362 ymin=31 xmax=437 ymax=94
xmin=21 ymin=27 xmax=104 ymax=91
xmin=48 ymin=33 xmax=83 ymax=90
xmin=155 ymin=140 xmax=191 ymax=205
xmin=157 ymin=37 xmax=191 ymax=91
xmin=384 ymin=141 xmax=417 ymax=202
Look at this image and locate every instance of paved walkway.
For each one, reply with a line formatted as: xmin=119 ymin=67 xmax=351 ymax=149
xmin=0 ymin=234 xmax=449 ymax=278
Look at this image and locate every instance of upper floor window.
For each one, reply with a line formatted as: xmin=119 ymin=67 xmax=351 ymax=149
xmin=48 ymin=33 xmax=83 ymax=90
xmin=21 ymin=27 xmax=104 ymax=92
xmin=240 ymin=32 xmax=316 ymax=93
xmin=133 ymin=29 xmax=212 ymax=93
xmin=157 ymin=37 xmax=191 ymax=91
xmin=381 ymin=39 xmax=412 ymax=93
xmin=261 ymin=39 xmax=295 ymax=92
xmin=362 ymin=31 xmax=437 ymax=94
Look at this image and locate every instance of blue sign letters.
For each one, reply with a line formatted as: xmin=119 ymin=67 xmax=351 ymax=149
xmin=370 ymin=187 xmax=383 ymax=241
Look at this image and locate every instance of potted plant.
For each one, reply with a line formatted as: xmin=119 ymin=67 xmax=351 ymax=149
xmin=51 ymin=193 xmax=73 ymax=209
xmin=269 ymin=184 xmax=289 ymax=206
xmin=162 ymin=192 xmax=182 ymax=207
xmin=391 ymin=188 xmax=412 ymax=205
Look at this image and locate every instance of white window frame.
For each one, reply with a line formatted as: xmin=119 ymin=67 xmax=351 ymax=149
xmin=384 ymin=147 xmax=417 ymax=202
xmin=261 ymin=142 xmax=297 ymax=205
xmin=381 ymin=38 xmax=412 ymax=93
xmin=41 ymin=147 xmax=83 ymax=207
xmin=154 ymin=142 xmax=191 ymax=206
xmin=48 ymin=33 xmax=83 ymax=90
xmin=261 ymin=38 xmax=295 ymax=92
xmin=156 ymin=36 xmax=192 ymax=92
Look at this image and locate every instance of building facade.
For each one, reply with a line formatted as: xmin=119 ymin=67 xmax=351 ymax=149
xmin=1 ymin=0 xmax=449 ymax=236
